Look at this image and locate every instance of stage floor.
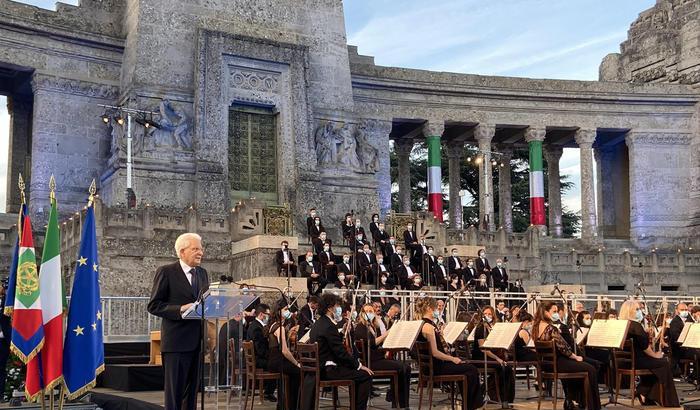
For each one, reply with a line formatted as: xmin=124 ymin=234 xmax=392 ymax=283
xmin=78 ymin=378 xmax=699 ymax=410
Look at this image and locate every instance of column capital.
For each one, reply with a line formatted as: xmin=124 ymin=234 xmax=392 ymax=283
xmin=394 ymin=138 xmax=414 ymax=156
xmin=445 ymin=141 xmax=464 ymax=159
xmin=473 ymin=124 xmax=495 ymax=141
xmin=543 ymin=145 xmax=564 ymax=162
xmin=423 ymin=121 xmax=444 ymax=137
xmin=524 ymin=127 xmax=546 ymax=143
xmin=574 ymin=128 xmax=597 ymax=147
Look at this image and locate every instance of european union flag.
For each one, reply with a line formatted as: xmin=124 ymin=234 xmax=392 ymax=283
xmin=63 ymin=204 xmax=104 ymax=398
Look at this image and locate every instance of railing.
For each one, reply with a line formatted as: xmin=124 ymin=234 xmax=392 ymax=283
xmin=99 ymin=297 xmax=160 ymax=343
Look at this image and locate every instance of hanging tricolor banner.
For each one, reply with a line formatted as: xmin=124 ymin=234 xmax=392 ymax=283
xmin=528 ymin=139 xmax=546 ymax=226
xmin=426 ymin=135 xmax=443 ymax=221
xmin=5 ymin=175 xmax=28 ymax=317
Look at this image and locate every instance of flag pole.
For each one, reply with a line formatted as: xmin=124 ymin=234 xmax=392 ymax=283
xmin=39 ymin=389 xmax=46 ymax=410
xmin=57 ymin=385 xmax=65 ymax=410
xmin=49 ymin=388 xmax=55 ymax=410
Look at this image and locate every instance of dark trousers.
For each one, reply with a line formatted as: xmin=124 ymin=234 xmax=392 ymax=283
xmin=269 ymin=357 xmax=301 ymax=410
xmin=434 ymin=361 xmax=484 ymax=410
xmin=300 ymin=365 xmax=372 ymax=410
xmin=372 ymin=359 xmax=411 ymax=408
xmin=557 ymin=357 xmax=601 ymax=410
xmin=0 ymin=339 xmax=9 ymax=398
xmin=162 ymin=349 xmax=200 ymax=410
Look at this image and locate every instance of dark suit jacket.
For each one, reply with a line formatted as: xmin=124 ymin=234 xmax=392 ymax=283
xmin=403 ymin=230 xmax=418 ymax=248
xmin=309 ymin=315 xmax=359 ymax=370
xmin=374 ymin=230 xmax=389 ymax=246
xmin=356 ymin=251 xmax=375 ymax=269
xmin=463 ymin=266 xmax=477 ymax=284
xmin=382 ymin=243 xmax=397 ymax=258
xmin=448 ymin=256 xmax=463 ymax=273
xmin=309 ymin=224 xmax=325 ymax=239
xmin=298 ymin=304 xmax=317 ymax=336
xmin=337 ymin=262 xmax=354 ymax=277
xmin=0 ymin=296 xmax=11 ymax=344
xmin=371 ymin=263 xmax=389 ymax=281
xmin=246 ymin=319 xmax=269 ymax=368
xmin=275 ymin=249 xmax=295 ymax=273
xmin=492 ymin=266 xmax=508 ymax=289
xmin=312 ymin=237 xmax=332 ymax=255
xmin=148 ymin=261 xmax=210 ymax=352
xmin=300 ymin=260 xmax=322 ymax=278
xmin=475 ymin=257 xmax=491 ymax=275
xmin=389 ymin=253 xmax=403 ymax=272
xmin=432 ymin=263 xmax=449 ymax=283
xmin=669 ymin=315 xmax=692 ymax=344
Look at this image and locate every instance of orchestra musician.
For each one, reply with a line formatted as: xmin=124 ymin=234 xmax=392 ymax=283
xmin=513 ymin=312 xmax=537 ymax=362
xmin=618 ymin=300 xmax=679 ymax=406
xmin=668 ymin=302 xmax=693 ymax=376
xmin=533 ymin=300 xmax=601 ymax=410
xmin=471 ymin=306 xmax=515 ymax=403
xmin=354 ymin=304 xmax=412 ymax=408
xmin=415 ymin=297 xmax=484 ymax=410
xmin=301 ymin=293 xmax=374 ymax=410
xmin=267 ymin=301 xmax=302 ymax=410
xmin=297 ymin=296 xmax=319 ymax=337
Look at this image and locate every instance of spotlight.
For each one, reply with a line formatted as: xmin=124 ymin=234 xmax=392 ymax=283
xmin=116 ymin=115 xmax=124 ymax=126
xmin=474 ymin=156 xmax=483 ymax=165
xmin=491 ymin=159 xmax=497 ymax=166
xmin=101 ymin=113 xmax=109 ymax=124
xmin=466 ymin=156 xmax=472 ymax=162
xmin=499 ymin=162 xmax=504 ymax=167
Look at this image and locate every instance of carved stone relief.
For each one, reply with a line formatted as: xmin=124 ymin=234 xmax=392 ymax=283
xmin=313 ymin=120 xmax=380 ymax=173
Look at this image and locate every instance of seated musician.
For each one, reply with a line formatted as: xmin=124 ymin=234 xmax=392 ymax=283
xmin=354 ymin=303 xmax=411 ymax=408
xmin=300 ymin=251 xmax=326 ymax=296
xmin=495 ymin=300 xmax=509 ymax=322
xmin=533 ymin=301 xmax=601 ymax=410
xmin=275 ymin=240 xmax=297 ymax=276
xmin=318 ymin=240 xmax=337 ymax=283
xmin=619 ymin=300 xmax=679 ymax=406
xmin=337 ymin=253 xmax=356 ymax=286
xmin=356 ymin=244 xmax=375 ymax=284
xmin=576 ymin=310 xmax=610 ymax=383
xmin=335 ymin=270 xmax=352 ymax=289
xmin=268 ymin=301 xmax=302 ymax=410
xmin=669 ymin=302 xmax=694 ymax=376
xmin=384 ymin=303 xmax=401 ymax=331
xmin=309 ymin=216 xmax=325 ymax=239
xmin=448 ymin=248 xmax=464 ymax=278
xmin=370 ymin=301 xmax=388 ymax=336
xmin=312 ymin=231 xmax=330 ymax=255
xmin=447 ymin=273 xmax=462 ymax=292
xmin=406 ymin=274 xmax=423 ymax=291
xmin=246 ymin=304 xmax=276 ymax=401
xmin=302 ymin=293 xmax=374 ymax=410
xmin=397 ymin=255 xmax=418 ymax=289
xmin=371 ymin=253 xmax=390 ymax=287
xmin=415 ymin=297 xmax=484 ymax=410
xmin=509 ymin=306 xmax=521 ymax=323
xmin=433 ymin=255 xmax=450 ymax=290
xmin=463 ymin=258 xmax=477 ymax=286
xmin=471 ymin=306 xmax=515 ymax=403
xmin=297 ymin=296 xmax=319 ymax=337
xmin=607 ymin=309 xmax=618 ymax=320
xmin=513 ymin=312 xmax=537 ymax=362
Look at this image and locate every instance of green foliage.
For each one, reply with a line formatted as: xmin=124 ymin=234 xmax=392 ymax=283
xmin=390 ymin=142 xmax=581 ymax=236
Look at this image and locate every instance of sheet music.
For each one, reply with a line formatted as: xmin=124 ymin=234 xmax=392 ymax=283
xmin=576 ymin=327 xmax=590 ymax=345
xmin=681 ymin=323 xmax=700 ymax=348
xmin=467 ymin=326 xmax=476 ymax=342
xmin=482 ymin=322 xmax=521 ymax=350
xmin=298 ymin=331 xmax=310 ymax=343
xmin=382 ymin=320 xmax=424 ymax=350
xmin=586 ymin=319 xmax=630 ymax=349
xmin=678 ymin=322 xmax=693 ymax=344
xmin=442 ymin=322 xmax=469 ymax=345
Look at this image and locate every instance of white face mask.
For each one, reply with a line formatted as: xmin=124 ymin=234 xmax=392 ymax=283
xmin=323 ymin=246 xmax=329 ymax=251
xmin=377 ymin=259 xmax=383 ymax=264
xmin=306 ymin=256 xmax=313 ymax=262
xmin=338 ymin=275 xmax=345 ymax=281
xmin=407 ymin=226 xmax=412 ymax=231
xmin=381 ymin=277 xmax=387 ymax=284
xmin=343 ymin=257 xmax=350 ymax=263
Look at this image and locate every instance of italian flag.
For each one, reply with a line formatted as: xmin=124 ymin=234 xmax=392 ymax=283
xmin=528 ymin=140 xmax=546 ymax=226
xmin=26 ymin=196 xmax=65 ymax=400
xmin=427 ymin=135 xmax=443 ymax=221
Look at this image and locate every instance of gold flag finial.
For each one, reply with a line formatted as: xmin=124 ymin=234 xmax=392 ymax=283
xmin=49 ymin=174 xmax=56 ymax=201
xmin=87 ymin=178 xmax=97 ymax=207
xmin=18 ymin=173 xmax=26 ymax=205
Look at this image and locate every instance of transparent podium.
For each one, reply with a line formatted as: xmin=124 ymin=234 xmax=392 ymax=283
xmin=183 ymin=287 xmax=258 ymax=410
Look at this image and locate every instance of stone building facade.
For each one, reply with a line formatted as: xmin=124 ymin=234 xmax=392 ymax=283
xmin=0 ymin=0 xmax=698 ymax=295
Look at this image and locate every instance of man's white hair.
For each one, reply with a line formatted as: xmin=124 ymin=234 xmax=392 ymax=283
xmin=175 ymin=232 xmax=202 ymax=255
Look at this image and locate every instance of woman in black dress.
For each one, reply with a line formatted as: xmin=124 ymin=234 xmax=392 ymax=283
xmin=533 ymin=300 xmax=601 ymax=410
xmin=267 ymin=301 xmax=301 ymax=410
xmin=577 ymin=310 xmax=610 ymax=383
xmin=353 ymin=303 xmax=411 ymax=408
xmin=618 ymin=300 xmax=679 ymax=406
xmin=471 ymin=306 xmax=516 ymax=403
xmin=415 ymin=297 xmax=483 ymax=410
xmin=513 ymin=312 xmax=537 ymax=362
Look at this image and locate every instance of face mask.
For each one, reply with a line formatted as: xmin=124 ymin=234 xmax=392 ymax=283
xmin=433 ymin=310 xmax=440 ymax=320
xmin=390 ymin=239 xmax=395 ymax=244
xmin=497 ymin=263 xmax=502 ymax=267
xmin=583 ymin=319 xmax=592 ymax=326
xmin=306 ymin=256 xmax=313 ymax=262
xmin=356 ymin=235 xmax=362 ymax=240
xmin=351 ymin=311 xmax=358 ymax=321
xmin=381 ymin=277 xmax=387 ymax=284
xmin=282 ymin=310 xmax=292 ymax=320
xmin=414 ymin=279 xmax=421 ymax=285
xmin=428 ymin=249 xmax=433 ymax=255
xmin=397 ymin=250 xmax=403 ymax=255
xmin=404 ymin=261 xmax=410 ymax=266
xmin=373 ymin=217 xmax=378 ymax=222
xmin=452 ymin=252 xmax=458 ymax=256
xmin=635 ymin=310 xmax=644 ymax=323
xmin=480 ymin=253 xmax=485 ymax=258
xmin=333 ymin=306 xmax=343 ymax=322
xmin=484 ymin=315 xmax=493 ymax=323
xmin=365 ymin=312 xmax=375 ymax=322
xmin=338 ymin=275 xmax=345 ymax=281
xmin=310 ymin=212 xmax=316 ymax=217
xmin=377 ymin=259 xmax=383 ymax=264
xmin=364 ymin=249 xmax=371 ymax=254
xmin=550 ymin=312 xmax=560 ymax=322
xmin=320 ymin=235 xmax=326 ymax=241
xmin=315 ymin=220 xmax=320 ymax=226
xmin=468 ymin=262 xmax=473 ymax=267
xmin=261 ymin=315 xmax=269 ymax=326
xmin=379 ymin=226 xmax=384 ymax=231
xmin=356 ymin=222 xmax=361 ymax=227
xmin=323 ymin=246 xmax=329 ymax=251
xmin=524 ymin=324 xmax=533 ymax=332
xmin=438 ymin=259 xmax=443 ymax=265
xmin=343 ymin=257 xmax=350 ymax=263
xmin=479 ymin=277 xmax=486 ymax=284
xmin=407 ymin=226 xmax=412 ymax=231
xmin=282 ymin=244 xmax=288 ymax=250
xmin=680 ymin=311 xmax=689 ymax=319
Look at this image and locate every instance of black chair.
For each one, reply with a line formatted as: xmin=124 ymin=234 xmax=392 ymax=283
xmin=534 ymin=340 xmax=590 ymax=410
xmin=613 ymin=340 xmax=665 ymax=407
xmin=297 ymin=342 xmax=356 ymax=410
xmin=354 ymin=339 xmax=400 ymax=408
xmin=414 ymin=341 xmax=468 ymax=410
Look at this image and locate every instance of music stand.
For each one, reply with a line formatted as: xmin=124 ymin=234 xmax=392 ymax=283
xmin=184 ymin=288 xmax=258 ymax=410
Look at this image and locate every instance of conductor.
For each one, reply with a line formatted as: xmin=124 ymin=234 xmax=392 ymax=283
xmin=148 ymin=233 xmax=210 ymax=410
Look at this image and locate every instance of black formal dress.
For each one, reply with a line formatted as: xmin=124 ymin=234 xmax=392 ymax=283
xmin=148 ymin=261 xmax=210 ymax=410
xmin=513 ymin=330 xmax=537 ymax=362
xmin=354 ymin=322 xmax=411 ymax=408
xmin=472 ymin=323 xmax=516 ymax=403
xmin=300 ymin=315 xmax=372 ymax=410
xmin=417 ymin=319 xmax=483 ymax=410
xmin=268 ymin=323 xmax=300 ymax=410
xmin=625 ymin=320 xmax=679 ymax=406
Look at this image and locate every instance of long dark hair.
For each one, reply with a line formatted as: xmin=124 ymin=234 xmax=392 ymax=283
xmin=265 ymin=300 xmax=288 ymax=337
xmin=533 ymin=300 xmax=557 ymax=340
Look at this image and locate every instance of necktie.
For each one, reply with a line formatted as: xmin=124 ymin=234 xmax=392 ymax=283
xmin=190 ymin=268 xmax=199 ymax=298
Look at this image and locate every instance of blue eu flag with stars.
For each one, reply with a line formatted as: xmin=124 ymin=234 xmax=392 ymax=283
xmin=63 ymin=204 xmax=104 ymax=398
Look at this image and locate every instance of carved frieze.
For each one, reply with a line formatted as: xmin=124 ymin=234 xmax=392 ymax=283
xmin=313 ymin=120 xmax=381 ymax=173
xmin=625 ymin=132 xmax=692 ymax=146
xmin=31 ymin=73 xmax=119 ymax=99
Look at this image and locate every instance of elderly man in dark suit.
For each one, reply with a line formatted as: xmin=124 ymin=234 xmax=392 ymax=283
xmin=0 ymin=280 xmax=11 ymax=399
xmin=148 ymin=232 xmax=210 ymax=410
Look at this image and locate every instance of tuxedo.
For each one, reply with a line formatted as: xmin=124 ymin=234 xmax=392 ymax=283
xmin=298 ymin=304 xmax=317 ymax=336
xmin=350 ymin=238 xmax=369 ymax=251
xmin=275 ymin=249 xmax=297 ymax=276
xmin=432 ymin=263 xmax=450 ymax=289
xmin=463 ymin=266 xmax=477 ymax=285
xmin=356 ymin=250 xmax=375 ymax=283
xmin=369 ymin=221 xmax=380 ymax=241
xmin=382 ymin=242 xmax=397 ymax=259
xmin=246 ymin=319 xmax=270 ymax=369
xmin=422 ymin=252 xmax=437 ymax=275
xmin=300 ymin=260 xmax=326 ymax=295
xmin=491 ymin=265 xmax=508 ymax=291
xmin=669 ymin=315 xmax=695 ymax=372
xmin=475 ymin=256 xmax=491 ymax=275
xmin=302 ymin=315 xmax=371 ymax=410
xmin=373 ymin=228 xmax=389 ymax=246
xmin=398 ymin=264 xmax=417 ymax=289
xmin=319 ymin=250 xmax=338 ymax=282
xmin=309 ymin=224 xmax=325 ymax=240
xmin=448 ymin=256 xmax=464 ymax=276
xmin=148 ymin=261 xmax=210 ymax=410
xmin=311 ymin=237 xmax=329 ymax=255
xmin=341 ymin=222 xmax=355 ymax=239
xmin=389 ymin=253 xmax=403 ymax=273
xmin=306 ymin=216 xmax=314 ymax=236
xmin=371 ymin=262 xmax=389 ymax=286
xmin=402 ymin=229 xmax=418 ymax=248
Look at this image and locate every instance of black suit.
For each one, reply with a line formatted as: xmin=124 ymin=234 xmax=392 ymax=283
xmin=301 ymin=315 xmax=372 ymax=410
xmin=398 ymin=265 xmax=417 ymax=289
xmin=388 ymin=253 xmax=403 ymax=273
xmin=475 ymin=256 xmax=491 ymax=276
xmin=298 ymin=305 xmax=317 ymax=337
xmin=356 ymin=251 xmax=375 ymax=283
xmin=371 ymin=262 xmax=390 ymax=286
xmin=246 ymin=319 xmax=270 ymax=369
xmin=491 ymin=265 xmax=508 ymax=291
xmin=448 ymin=256 xmax=464 ymax=277
xmin=669 ymin=315 xmax=694 ymax=373
xmin=382 ymin=242 xmax=397 ymax=259
xmin=275 ymin=249 xmax=297 ymax=276
xmin=402 ymin=230 xmax=418 ymax=248
xmin=432 ymin=263 xmax=449 ymax=289
xmin=309 ymin=224 xmax=325 ymax=239
xmin=463 ymin=266 xmax=477 ymax=285
xmin=148 ymin=261 xmax=210 ymax=410
xmin=319 ymin=250 xmax=338 ymax=282
xmin=0 ymin=295 xmax=11 ymax=397
xmin=301 ymin=260 xmax=326 ymax=296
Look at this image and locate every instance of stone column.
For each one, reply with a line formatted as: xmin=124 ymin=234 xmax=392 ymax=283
xmin=575 ymin=129 xmax=598 ymax=241
xmin=446 ymin=141 xmax=464 ymax=229
xmin=497 ymin=146 xmax=514 ymax=233
xmin=543 ymin=146 xmax=564 ymax=237
xmin=525 ymin=127 xmax=547 ymax=233
xmin=5 ymin=97 xmax=33 ymax=213
xmin=594 ymin=148 xmax=604 ymax=238
xmin=394 ymin=138 xmax=414 ymax=213
xmin=474 ymin=124 xmax=495 ymax=231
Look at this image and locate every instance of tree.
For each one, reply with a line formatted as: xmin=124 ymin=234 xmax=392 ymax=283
xmin=390 ymin=142 xmax=581 ymax=236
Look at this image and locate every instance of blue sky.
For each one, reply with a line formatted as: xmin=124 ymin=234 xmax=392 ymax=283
xmin=0 ymin=0 xmax=654 ymax=214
